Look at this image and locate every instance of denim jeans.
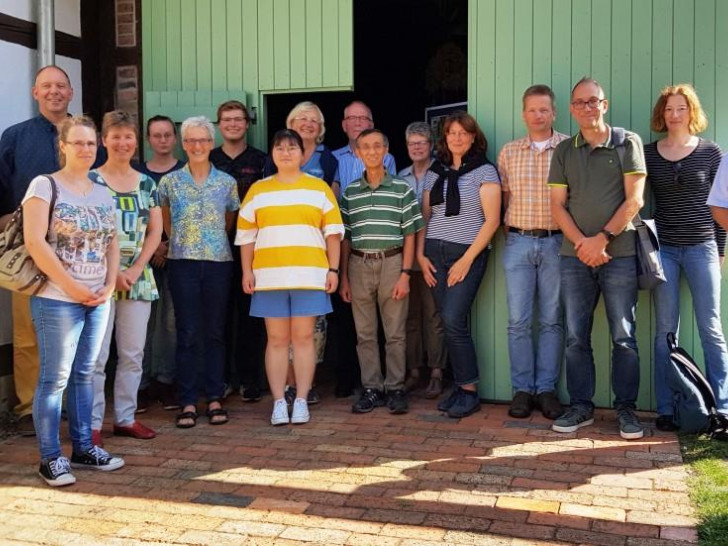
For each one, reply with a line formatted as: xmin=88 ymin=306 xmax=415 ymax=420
xmin=31 ymin=296 xmax=111 ymax=460
xmin=425 ymin=239 xmax=488 ymax=386
xmin=560 ymin=256 xmax=640 ymax=410
xmin=503 ymin=232 xmax=564 ymax=394
xmin=168 ymin=259 xmax=232 ymax=407
xmin=653 ymin=241 xmax=728 ymax=414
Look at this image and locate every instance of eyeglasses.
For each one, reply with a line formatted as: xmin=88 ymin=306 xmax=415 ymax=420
xmin=672 ymin=162 xmax=682 ymax=184
xmin=446 ymin=131 xmax=471 ymax=139
xmin=571 ymin=98 xmax=606 ymax=110
xmin=219 ymin=116 xmax=247 ymax=124
xmin=344 ymin=115 xmax=372 ymax=123
xmin=407 ymin=140 xmax=430 ymax=148
xmin=292 ymin=116 xmax=321 ymax=125
xmin=64 ymin=140 xmax=98 ymax=148
xmin=183 ymin=138 xmax=213 ymax=146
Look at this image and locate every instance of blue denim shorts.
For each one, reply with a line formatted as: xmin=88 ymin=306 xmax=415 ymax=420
xmin=250 ymin=289 xmax=332 ymax=318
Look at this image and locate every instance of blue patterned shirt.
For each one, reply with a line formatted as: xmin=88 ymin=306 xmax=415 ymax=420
xmin=157 ymin=164 xmax=240 ymax=262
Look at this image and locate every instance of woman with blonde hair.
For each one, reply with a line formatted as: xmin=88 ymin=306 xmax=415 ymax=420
xmin=90 ymin=110 xmax=163 ymax=445
xmin=23 ymin=115 xmax=125 ymax=486
xmin=645 ymin=83 xmax=728 ymax=430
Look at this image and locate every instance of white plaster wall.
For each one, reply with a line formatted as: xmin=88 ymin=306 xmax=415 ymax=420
xmin=0 ymin=1 xmax=83 ymax=345
xmin=0 ymin=0 xmax=81 ymax=37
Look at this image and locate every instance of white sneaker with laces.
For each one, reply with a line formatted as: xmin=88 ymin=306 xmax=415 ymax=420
xmin=291 ymin=398 xmax=310 ymax=424
xmin=271 ymin=398 xmax=289 ymax=425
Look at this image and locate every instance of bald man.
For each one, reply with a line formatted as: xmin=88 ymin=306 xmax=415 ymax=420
xmin=0 ymin=65 xmax=75 ymax=436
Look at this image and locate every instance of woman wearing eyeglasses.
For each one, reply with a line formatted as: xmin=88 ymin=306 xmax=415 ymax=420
xmin=23 ymin=115 xmax=124 ymax=486
xmin=417 ymin=111 xmax=501 ymax=418
xmin=157 ymin=116 xmax=240 ymax=429
xmin=264 ymin=102 xmax=340 ymax=405
xmin=238 ymin=129 xmax=343 ymax=426
xmin=645 ymin=84 xmax=728 ymax=431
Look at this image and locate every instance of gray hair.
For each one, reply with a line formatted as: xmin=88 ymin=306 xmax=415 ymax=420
xmin=181 ymin=115 xmax=215 ymax=142
xmin=405 ymin=121 xmax=432 ymax=143
xmin=286 ymin=101 xmax=326 ymax=144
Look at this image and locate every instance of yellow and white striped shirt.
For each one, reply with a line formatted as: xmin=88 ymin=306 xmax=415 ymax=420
xmin=235 ymin=173 xmax=344 ymax=291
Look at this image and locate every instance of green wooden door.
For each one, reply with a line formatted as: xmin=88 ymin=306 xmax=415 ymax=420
xmin=468 ymin=0 xmax=728 ymax=410
xmin=141 ymin=0 xmax=353 ymax=148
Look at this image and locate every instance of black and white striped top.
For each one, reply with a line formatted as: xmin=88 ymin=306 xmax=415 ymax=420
xmin=645 ymin=138 xmax=725 ymax=255
xmin=424 ymin=164 xmax=501 ymax=245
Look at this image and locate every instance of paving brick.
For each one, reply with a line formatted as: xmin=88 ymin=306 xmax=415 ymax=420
xmin=627 ymin=511 xmax=697 ymax=527
xmin=380 ymin=523 xmax=446 ymax=540
xmin=346 ymin=533 xmax=403 ymax=546
xmin=248 ymin=497 xmax=309 ymax=513
xmin=591 ymin=474 xmax=653 ymax=490
xmin=489 ymin=520 xmax=556 ymax=540
xmin=495 ymin=496 xmax=560 ymax=513
xmin=555 ymin=528 xmax=628 ymax=546
xmin=560 ymin=502 xmax=626 ymax=522
xmin=364 ymin=508 xmax=426 ymax=525
xmin=592 ymin=520 xmax=660 ymax=538
xmin=527 ymin=511 xmax=591 ymax=530
xmin=659 ymin=526 xmax=698 ymax=542
xmin=177 ymin=529 xmax=248 ymax=544
xmin=442 ymin=530 xmax=511 ymax=545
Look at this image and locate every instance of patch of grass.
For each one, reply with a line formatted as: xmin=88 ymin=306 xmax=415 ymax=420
xmin=680 ymin=434 xmax=728 ymax=546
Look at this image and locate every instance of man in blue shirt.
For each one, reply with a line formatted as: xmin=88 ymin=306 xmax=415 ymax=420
xmin=0 ymin=65 xmax=74 ymax=436
xmin=333 ymin=101 xmax=396 ymax=192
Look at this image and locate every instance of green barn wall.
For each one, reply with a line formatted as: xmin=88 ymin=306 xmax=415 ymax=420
xmin=468 ymin=0 xmax=728 ymax=409
xmin=141 ymin=0 xmax=353 ymax=148
xmin=141 ymin=0 xmax=728 ymax=410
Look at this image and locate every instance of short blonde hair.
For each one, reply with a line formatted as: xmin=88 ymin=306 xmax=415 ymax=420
xmin=651 ymin=84 xmax=708 ymax=134
xmin=286 ymin=101 xmax=326 ymax=144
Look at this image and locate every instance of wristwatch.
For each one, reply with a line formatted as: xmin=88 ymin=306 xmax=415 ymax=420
xmin=328 ymin=268 xmax=339 ymax=274
xmin=600 ymin=229 xmax=616 ymax=243
xmin=401 ymin=269 xmax=412 ymax=276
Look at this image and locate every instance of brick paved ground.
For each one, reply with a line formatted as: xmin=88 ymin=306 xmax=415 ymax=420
xmin=0 ymin=389 xmax=698 ymax=545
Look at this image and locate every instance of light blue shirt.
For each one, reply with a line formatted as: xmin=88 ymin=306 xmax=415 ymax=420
xmin=398 ymin=160 xmax=434 ymax=205
xmin=333 ymin=144 xmax=396 ymax=192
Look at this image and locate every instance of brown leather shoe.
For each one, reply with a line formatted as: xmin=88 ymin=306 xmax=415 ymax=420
xmin=536 ymin=391 xmax=563 ymax=420
xmin=404 ymin=370 xmax=421 ymax=392
xmin=508 ymin=391 xmax=534 ymax=418
xmin=113 ymin=421 xmax=157 ymax=440
xmin=424 ymin=377 xmax=443 ymax=399
xmin=16 ymin=414 xmax=36 ymax=437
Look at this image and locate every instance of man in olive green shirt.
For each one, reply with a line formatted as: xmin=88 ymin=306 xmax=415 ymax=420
xmin=548 ymin=77 xmax=647 ymax=440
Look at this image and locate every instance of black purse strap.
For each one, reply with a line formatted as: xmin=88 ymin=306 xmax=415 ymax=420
xmin=44 ymin=175 xmax=58 ymax=233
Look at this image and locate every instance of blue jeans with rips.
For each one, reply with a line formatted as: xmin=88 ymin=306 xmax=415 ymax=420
xmin=425 ymin=239 xmax=488 ymax=386
xmin=653 ymin=241 xmax=728 ymax=415
xmin=503 ymin=232 xmax=564 ymax=394
xmin=560 ymin=256 xmax=640 ymax=410
xmin=31 ymin=297 xmax=111 ymax=460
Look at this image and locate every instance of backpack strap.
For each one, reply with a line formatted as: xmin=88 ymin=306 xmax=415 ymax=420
xmin=612 ymin=127 xmax=627 ymax=170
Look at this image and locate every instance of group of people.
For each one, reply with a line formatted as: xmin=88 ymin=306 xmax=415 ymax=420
xmin=2 ymin=65 xmax=728 ymax=489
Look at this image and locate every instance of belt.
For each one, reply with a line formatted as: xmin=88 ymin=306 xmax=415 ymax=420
xmin=350 ymin=247 xmax=403 ymax=259
xmin=510 ymin=227 xmax=562 ymax=238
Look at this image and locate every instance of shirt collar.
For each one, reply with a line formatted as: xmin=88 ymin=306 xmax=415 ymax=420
xmin=360 ymin=170 xmax=393 ymax=188
xmin=574 ymin=125 xmax=613 ymax=149
xmin=520 ymin=131 xmax=560 ymax=151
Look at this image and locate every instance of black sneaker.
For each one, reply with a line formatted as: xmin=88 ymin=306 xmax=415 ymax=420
xmin=447 ymin=389 xmax=481 ymax=418
xmin=241 ymin=385 xmax=262 ymax=403
xmin=352 ymin=388 xmax=385 ymax=413
xmin=39 ymin=456 xmax=76 ymax=487
xmin=307 ymin=386 xmax=321 ymax=405
xmin=136 ymin=388 xmax=150 ymax=414
xmin=386 ymin=390 xmax=409 ymax=414
xmin=71 ymin=446 xmax=125 ymax=472
xmin=437 ymin=387 xmax=462 ymax=412
xmin=156 ymin=381 xmax=180 ymax=410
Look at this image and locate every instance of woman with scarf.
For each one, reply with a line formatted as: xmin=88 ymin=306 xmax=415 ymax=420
xmin=416 ymin=111 xmax=501 ymax=418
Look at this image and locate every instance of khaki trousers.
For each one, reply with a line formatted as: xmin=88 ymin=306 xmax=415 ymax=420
xmin=348 ymin=253 xmax=408 ymax=391
xmin=12 ymin=291 xmax=39 ymax=416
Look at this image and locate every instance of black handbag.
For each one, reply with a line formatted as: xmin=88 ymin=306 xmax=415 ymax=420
xmin=634 ymin=214 xmax=666 ymax=290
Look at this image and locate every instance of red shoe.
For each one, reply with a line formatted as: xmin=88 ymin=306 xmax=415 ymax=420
xmin=113 ymin=421 xmax=157 ymax=440
xmin=92 ymin=429 xmax=103 ymax=447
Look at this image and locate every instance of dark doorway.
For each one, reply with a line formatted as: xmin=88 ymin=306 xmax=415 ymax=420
xmin=266 ymin=0 xmax=467 ymax=167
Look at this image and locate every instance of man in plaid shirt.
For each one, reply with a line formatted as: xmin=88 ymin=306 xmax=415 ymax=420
xmin=497 ymin=85 xmax=568 ymax=421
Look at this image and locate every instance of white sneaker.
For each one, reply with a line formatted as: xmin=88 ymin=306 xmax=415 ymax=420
xmin=271 ymin=398 xmax=289 ymax=425
xmin=290 ymin=398 xmax=310 ymax=424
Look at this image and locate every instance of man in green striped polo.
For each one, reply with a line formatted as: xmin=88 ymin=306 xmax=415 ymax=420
xmin=339 ymin=129 xmax=425 ymax=415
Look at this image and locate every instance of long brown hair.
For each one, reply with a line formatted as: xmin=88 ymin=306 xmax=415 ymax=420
xmin=435 ymin=111 xmax=487 ymax=165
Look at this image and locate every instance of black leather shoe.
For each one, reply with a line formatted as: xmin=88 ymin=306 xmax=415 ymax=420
xmin=508 ymin=391 xmax=534 ymax=418
xmin=536 ymin=391 xmax=563 ymax=420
